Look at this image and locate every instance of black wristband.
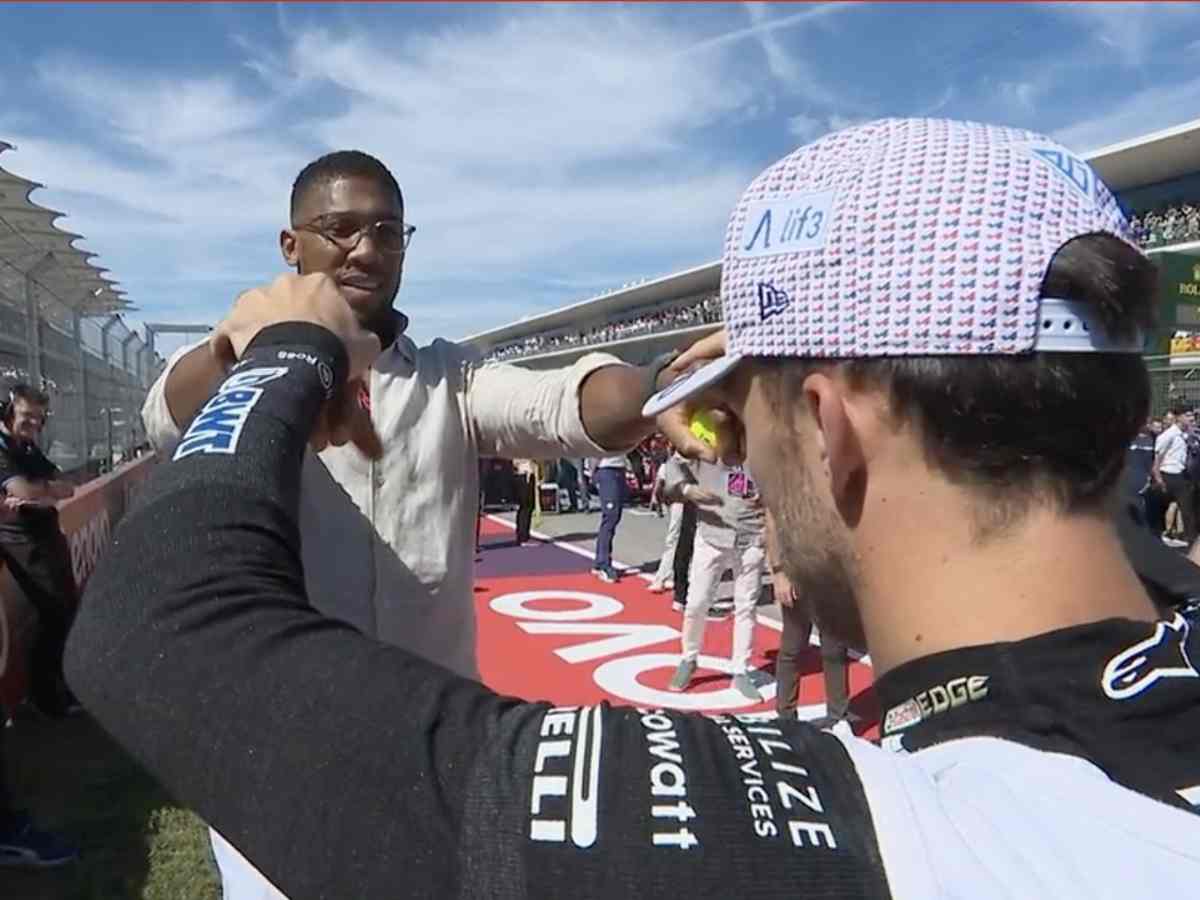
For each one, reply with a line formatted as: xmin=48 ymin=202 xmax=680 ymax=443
xmin=242 ymin=322 xmax=349 ymax=401
xmin=643 ymin=350 xmax=681 ymax=413
xmin=172 ymin=322 xmax=348 ymax=462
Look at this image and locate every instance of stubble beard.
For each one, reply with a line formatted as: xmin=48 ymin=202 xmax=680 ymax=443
xmin=772 ymin=462 xmax=868 ymax=652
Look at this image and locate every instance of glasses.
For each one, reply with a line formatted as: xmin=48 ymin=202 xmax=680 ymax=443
xmin=295 ymin=215 xmax=416 ymax=256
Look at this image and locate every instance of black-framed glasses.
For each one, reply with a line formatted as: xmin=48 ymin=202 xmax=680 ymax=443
xmin=294 ymin=215 xmax=416 ymax=256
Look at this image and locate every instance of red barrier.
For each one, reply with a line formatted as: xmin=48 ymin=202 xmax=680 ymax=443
xmin=0 ymin=454 xmax=157 ymax=713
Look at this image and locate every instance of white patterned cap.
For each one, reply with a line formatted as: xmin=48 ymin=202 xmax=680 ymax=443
xmin=643 ymin=117 xmax=1143 ymax=418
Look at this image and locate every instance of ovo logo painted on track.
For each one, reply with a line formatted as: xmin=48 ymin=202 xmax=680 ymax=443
xmin=489 ymin=589 xmax=777 ymax=712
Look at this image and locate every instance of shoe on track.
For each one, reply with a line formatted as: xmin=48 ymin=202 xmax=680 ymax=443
xmin=668 ymin=659 xmax=696 ymax=692
xmin=595 ymin=565 xmax=620 ymax=583
xmin=732 ymin=673 xmax=762 ymax=702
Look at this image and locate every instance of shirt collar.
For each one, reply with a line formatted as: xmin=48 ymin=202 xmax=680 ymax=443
xmin=389 ymin=311 xmax=416 ymax=365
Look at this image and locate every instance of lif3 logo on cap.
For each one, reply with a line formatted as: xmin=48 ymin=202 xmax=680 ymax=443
xmin=737 ymin=189 xmax=835 ymax=260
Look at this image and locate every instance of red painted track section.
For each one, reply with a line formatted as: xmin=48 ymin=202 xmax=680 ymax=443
xmin=474 ymin=517 xmax=878 ymax=736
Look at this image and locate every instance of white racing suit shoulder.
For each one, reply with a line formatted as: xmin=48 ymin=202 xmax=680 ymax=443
xmin=836 ymin=733 xmax=1200 ymax=899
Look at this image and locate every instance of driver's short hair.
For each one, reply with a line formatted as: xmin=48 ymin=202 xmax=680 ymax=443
xmin=759 ymin=233 xmax=1158 ymax=540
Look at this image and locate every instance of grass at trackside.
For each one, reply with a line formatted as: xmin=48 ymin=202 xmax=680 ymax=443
xmin=3 ymin=709 xmax=220 ymax=900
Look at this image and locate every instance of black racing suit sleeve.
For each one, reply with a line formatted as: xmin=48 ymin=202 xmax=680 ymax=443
xmin=65 ymin=322 xmax=892 ymax=900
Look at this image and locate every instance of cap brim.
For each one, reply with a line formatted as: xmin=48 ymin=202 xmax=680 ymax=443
xmin=642 ymin=354 xmax=743 ymax=418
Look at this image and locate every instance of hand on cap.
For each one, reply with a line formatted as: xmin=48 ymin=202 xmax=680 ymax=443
xmin=654 ymin=329 xmax=742 ymax=465
xmin=213 ymin=274 xmax=384 ymax=459
xmin=667 ymin=329 xmax=727 ymax=377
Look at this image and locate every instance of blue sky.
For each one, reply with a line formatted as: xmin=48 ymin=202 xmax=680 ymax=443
xmin=2 ymin=2 xmax=1199 ymax=356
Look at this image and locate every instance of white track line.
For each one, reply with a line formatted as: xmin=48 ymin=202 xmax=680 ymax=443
xmin=482 ymin=512 xmax=870 ymax=664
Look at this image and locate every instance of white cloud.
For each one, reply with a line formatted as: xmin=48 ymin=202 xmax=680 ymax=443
xmin=1051 ymin=75 xmax=1200 ymax=153
xmin=37 ymin=58 xmax=269 ymax=148
xmin=1048 ymin=1 xmax=1198 ymax=68
xmin=742 ymin=2 xmax=840 ymax=107
xmin=684 ymin=2 xmax=850 ymax=55
xmin=918 ymin=85 xmax=956 ymax=117
xmin=785 ymin=112 xmax=870 ymax=146
xmin=828 ymin=114 xmax=867 ymax=132
xmin=787 ymin=113 xmax=823 ymax=142
xmin=998 ymin=79 xmax=1045 ymax=111
xmin=286 ymin=13 xmax=751 ymax=170
xmin=4 ymin=7 xmax=772 ymax=342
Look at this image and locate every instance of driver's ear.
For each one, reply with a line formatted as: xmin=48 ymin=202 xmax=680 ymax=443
xmin=805 ymin=372 xmax=867 ymax=527
xmin=280 ymin=229 xmax=301 ymax=270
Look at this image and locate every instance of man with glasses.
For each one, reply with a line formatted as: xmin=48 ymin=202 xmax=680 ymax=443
xmin=140 ymin=150 xmax=706 ymax=899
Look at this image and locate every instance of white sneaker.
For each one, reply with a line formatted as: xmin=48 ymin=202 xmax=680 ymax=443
xmin=731 ymin=673 xmax=762 ymax=702
xmin=668 ymin=659 xmax=696 ymax=692
xmin=648 ymin=581 xmax=667 ymax=593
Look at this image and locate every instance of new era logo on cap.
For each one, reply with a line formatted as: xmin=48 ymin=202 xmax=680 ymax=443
xmin=758 ymin=282 xmax=791 ymax=322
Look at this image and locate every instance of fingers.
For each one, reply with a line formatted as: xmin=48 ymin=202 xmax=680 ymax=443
xmin=346 ymin=333 xmax=383 ymax=384
xmin=209 ymin=329 xmax=239 ymax=370
xmin=668 ymin=329 xmax=727 ymax=376
xmin=656 ymin=408 xmax=718 ymax=464
xmin=705 ymin=408 xmax=743 ymax=465
xmin=346 ymin=404 xmax=384 ymax=460
xmin=323 ymin=380 xmax=383 ymax=461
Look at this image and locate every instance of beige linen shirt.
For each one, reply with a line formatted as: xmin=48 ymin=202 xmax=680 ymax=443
xmin=143 ymin=331 xmax=624 ymax=680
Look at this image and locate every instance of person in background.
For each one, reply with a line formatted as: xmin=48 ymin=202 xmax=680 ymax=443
xmin=648 ymin=453 xmax=683 ymax=593
xmin=556 ymin=457 xmax=579 ymax=513
xmin=1184 ymin=414 xmax=1200 ymax=547
xmin=577 ymin=457 xmax=593 ymax=512
xmin=663 ymin=457 xmax=767 ymax=701
xmin=513 ymin=458 xmax=538 ymax=545
xmin=670 ymin=500 xmax=698 ymax=613
xmin=0 ymin=495 xmax=78 ymax=869
xmin=1124 ymin=419 xmax=1158 ymax=531
xmin=1153 ymin=408 xmax=1193 ymax=548
xmin=475 ymin=458 xmax=486 ymax=554
xmin=0 ymin=385 xmax=79 ymax=718
xmin=590 ymin=452 xmax=631 ymax=583
xmin=1144 ymin=418 xmax=1168 ymax=535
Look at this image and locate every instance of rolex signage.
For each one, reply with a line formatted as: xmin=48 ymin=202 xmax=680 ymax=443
xmin=1157 ymin=252 xmax=1200 ymax=331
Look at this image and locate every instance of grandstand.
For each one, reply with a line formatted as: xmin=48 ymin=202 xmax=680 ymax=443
xmin=0 ymin=141 xmax=165 ymax=471
xmin=462 ymin=119 xmax=1200 ymax=385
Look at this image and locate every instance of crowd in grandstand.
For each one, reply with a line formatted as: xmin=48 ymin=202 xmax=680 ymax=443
xmin=1130 ymin=201 xmax=1200 ymax=248
xmin=483 ymin=293 xmax=721 ymax=362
